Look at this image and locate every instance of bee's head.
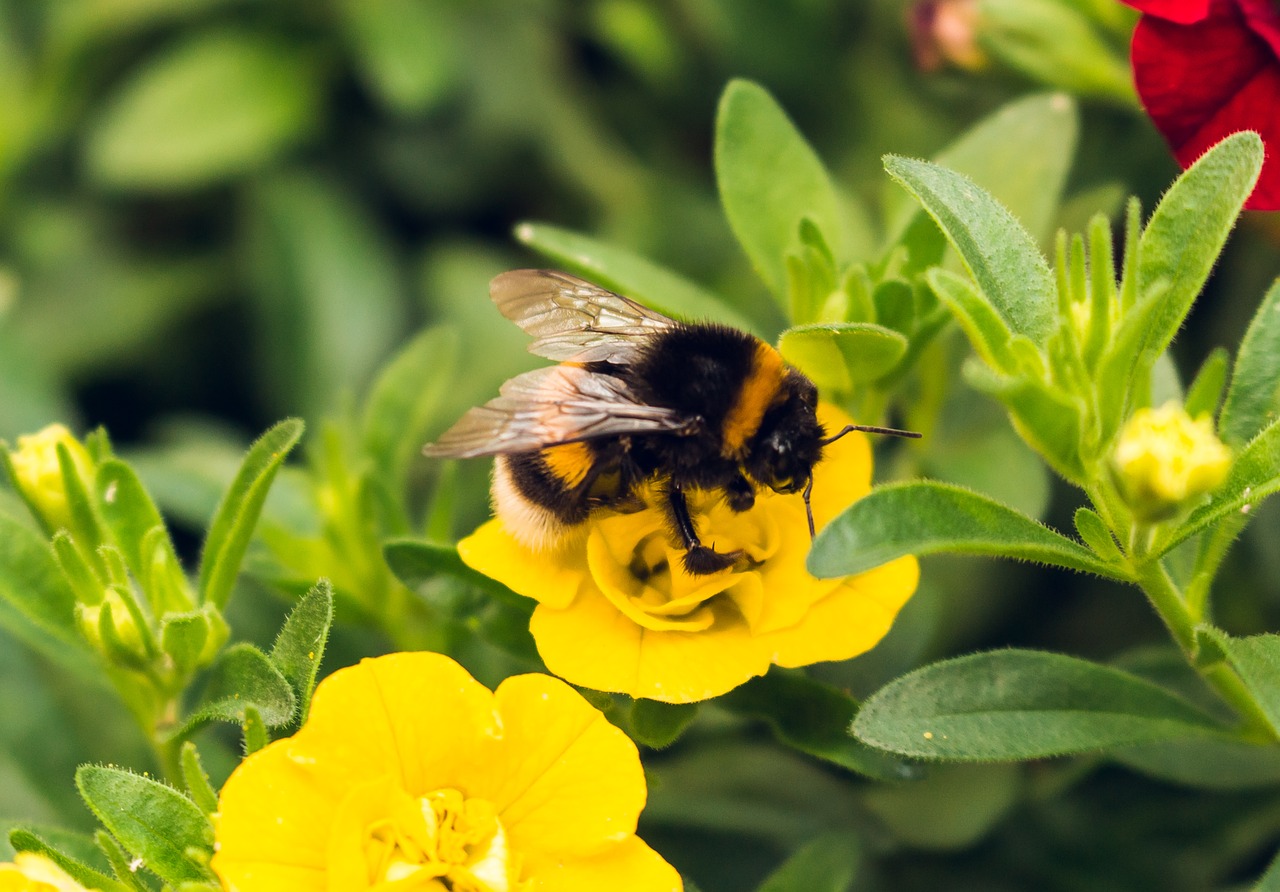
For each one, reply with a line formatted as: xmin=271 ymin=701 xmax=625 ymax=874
xmin=745 ymin=371 xmax=823 ymax=496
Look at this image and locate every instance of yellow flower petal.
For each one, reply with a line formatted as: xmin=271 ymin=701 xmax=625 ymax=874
xmin=810 ymin=403 xmax=873 ymax=531
xmin=459 ymin=519 xmax=586 ymax=609
xmin=765 ymin=556 xmax=919 ymax=668
xmin=529 ymin=592 xmax=772 ymax=703
xmin=523 ymin=836 xmax=682 ymax=892
xmin=469 ymin=674 xmax=648 ymax=858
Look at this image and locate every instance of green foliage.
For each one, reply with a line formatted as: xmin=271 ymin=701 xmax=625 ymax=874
xmin=757 ymin=833 xmax=859 ymax=892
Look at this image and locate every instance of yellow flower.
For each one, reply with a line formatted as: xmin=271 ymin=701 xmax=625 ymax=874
xmin=5 ymin=424 xmax=94 ymax=534
xmin=458 ymin=405 xmax=919 ymax=703
xmin=0 ymin=853 xmax=92 ymax=892
xmin=1112 ymin=402 xmax=1232 ymax=521
xmin=211 ymin=652 xmax=680 ymax=892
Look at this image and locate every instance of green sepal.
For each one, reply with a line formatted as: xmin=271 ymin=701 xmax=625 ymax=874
xmin=95 ymin=830 xmax=149 ymax=892
xmin=197 ymin=418 xmax=304 ymax=609
xmin=362 ymin=325 xmax=458 ymax=503
xmin=808 ymin=481 xmax=1121 ymax=579
xmin=1073 ymin=507 xmax=1122 ymax=563
xmin=757 ymin=832 xmax=860 ymax=892
xmin=1082 ymin=213 xmax=1118 ymax=370
xmin=1184 ymin=347 xmax=1231 ymax=422
xmin=57 ymin=442 xmax=104 ymax=557
xmin=76 ymin=764 xmax=216 ymax=886
xmin=884 ymin=155 xmax=1056 ymax=344
xmin=720 ymin=670 xmax=919 ymax=782
xmin=926 ymin=268 xmax=1017 ymax=372
xmin=852 ymin=650 xmax=1229 ymax=761
xmin=514 ymin=221 xmax=757 ymax=332
xmin=268 ymin=579 xmax=334 ymax=726
xmin=7 ymin=828 xmax=131 ymax=892
xmin=716 ymin=79 xmax=843 ymax=300
xmin=784 ymin=218 xmax=840 ymax=325
xmin=1220 ymin=279 xmax=1280 ymax=446
xmin=167 ymin=643 xmax=296 ymax=742
xmin=619 ymin=699 xmax=694 ymax=750
xmin=160 ymin=610 xmax=214 ymax=674
xmin=95 ymin=460 xmax=189 ymax=613
xmin=243 ymin=704 xmax=270 ymax=755
xmin=777 ymin=323 xmax=907 ymax=393
xmin=180 ymin=742 xmax=219 ymax=816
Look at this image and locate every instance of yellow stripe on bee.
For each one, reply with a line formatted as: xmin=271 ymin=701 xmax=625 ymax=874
xmin=722 ymin=341 xmax=786 ymax=457
xmin=541 ymin=441 xmax=594 ymax=488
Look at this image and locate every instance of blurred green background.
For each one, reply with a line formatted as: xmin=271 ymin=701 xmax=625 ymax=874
xmin=4 ymin=1 xmax=1280 ymax=889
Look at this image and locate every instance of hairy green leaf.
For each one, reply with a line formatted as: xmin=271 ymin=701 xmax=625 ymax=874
xmin=1221 ymin=280 xmax=1280 ymax=446
xmin=269 ymin=580 xmax=334 ymax=725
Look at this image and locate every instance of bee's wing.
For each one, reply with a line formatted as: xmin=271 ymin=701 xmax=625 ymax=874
xmin=491 ymin=269 xmax=677 ymax=363
xmin=423 ymin=365 xmax=692 ymax=458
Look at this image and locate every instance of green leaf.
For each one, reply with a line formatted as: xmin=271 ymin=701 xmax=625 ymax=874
xmin=808 ymin=481 xmax=1120 ymax=579
xmin=172 ymin=643 xmax=296 ymax=741
xmin=716 ymin=79 xmax=843 ymax=300
xmin=757 ymin=833 xmax=859 ymax=892
xmin=383 ymin=538 xmax=526 ymax=606
xmin=926 ymin=268 xmax=1017 ymax=372
xmin=1073 ymin=507 xmax=1122 ymax=563
xmin=629 ymin=700 xmax=698 ymax=749
xmin=1128 ymin=133 xmax=1263 ymax=381
xmin=514 ymin=221 xmax=758 ymax=332
xmin=243 ymin=704 xmax=269 ymax=755
xmin=95 ymin=460 xmax=190 ymax=614
xmin=86 ymin=30 xmax=321 ymax=189
xmin=884 ymin=155 xmax=1056 ymax=343
xmin=720 ymin=670 xmax=919 ymax=782
xmin=1201 ymin=630 xmax=1280 ymax=736
xmin=1112 ymin=736 xmax=1280 ymax=789
xmin=1158 ymin=416 xmax=1280 ymax=556
xmin=95 ymin=832 xmax=149 ymax=892
xmin=76 ymin=765 xmax=215 ymax=886
xmin=1220 ymin=279 xmax=1280 ymax=446
xmin=1184 ymin=347 xmax=1231 ymax=421
xmin=268 ymin=580 xmax=334 ymax=725
xmin=336 ymin=0 xmax=460 ymax=115
xmin=179 ymin=742 xmax=218 ymax=816
xmin=777 ymin=323 xmax=907 ymax=392
xmin=852 ymin=650 xmax=1227 ymax=761
xmin=0 ymin=515 xmax=85 ymax=660
xmin=197 ymin=419 xmax=304 ymax=609
xmin=362 ymin=327 xmax=459 ymax=498
xmin=159 ymin=611 xmax=211 ymax=674
xmin=1258 ymin=848 xmax=1280 ymax=892
xmin=885 ymin=93 xmax=1079 ymax=249
xmin=8 ymin=829 xmax=130 ymax=892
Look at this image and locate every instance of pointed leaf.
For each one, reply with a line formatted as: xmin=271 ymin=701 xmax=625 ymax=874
xmin=777 ymin=323 xmax=907 ymax=392
xmin=758 ymin=833 xmax=860 ymax=892
xmin=0 ymin=515 xmax=86 ymax=664
xmin=268 ymin=579 xmax=333 ymax=724
xmin=885 ymin=155 xmax=1055 ymax=343
xmin=514 ymin=221 xmax=757 ymax=331
xmin=197 ymin=418 xmax=303 ymax=608
xmin=8 ymin=829 xmax=130 ymax=892
xmin=170 ymin=643 xmax=296 ymax=741
xmin=809 ymin=481 xmax=1120 ymax=579
xmin=926 ymin=268 xmax=1017 ymax=371
xmin=853 ymin=650 xmax=1228 ymax=760
xmin=1201 ymin=629 xmax=1280 ymax=736
xmin=1131 ymin=133 xmax=1263 ymax=375
xmin=76 ymin=765 xmax=215 ymax=885
xmin=1184 ymin=346 xmax=1230 ymax=421
xmin=179 ymin=742 xmax=219 ymax=816
xmin=1221 ymin=279 xmax=1280 ymax=446
xmin=716 ymin=79 xmax=843 ymax=299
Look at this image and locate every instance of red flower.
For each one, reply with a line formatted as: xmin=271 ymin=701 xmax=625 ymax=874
xmin=1123 ymin=0 xmax=1280 ymax=210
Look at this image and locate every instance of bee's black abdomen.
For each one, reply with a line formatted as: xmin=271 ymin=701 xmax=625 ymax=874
xmin=630 ymin=324 xmax=761 ymax=433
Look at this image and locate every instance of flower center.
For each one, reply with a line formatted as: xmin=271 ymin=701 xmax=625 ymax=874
xmin=363 ymin=788 xmax=523 ymax=891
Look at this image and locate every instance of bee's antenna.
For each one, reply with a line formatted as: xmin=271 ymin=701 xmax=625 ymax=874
xmin=803 ymin=474 xmax=816 ymax=540
xmin=819 ymin=424 xmax=921 ymax=446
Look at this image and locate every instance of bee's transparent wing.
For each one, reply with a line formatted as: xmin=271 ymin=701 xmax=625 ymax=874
xmin=423 ymin=365 xmax=692 ymax=458
xmin=490 ymin=269 xmax=677 ymax=363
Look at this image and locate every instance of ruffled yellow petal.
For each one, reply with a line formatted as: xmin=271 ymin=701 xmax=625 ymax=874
xmin=459 ymin=519 xmax=586 ymax=609
xmin=524 ymin=836 xmax=682 ymax=892
xmin=765 ymin=555 xmax=919 ymax=668
xmin=468 ymin=674 xmax=647 ymax=858
xmin=529 ymin=592 xmax=772 ymax=703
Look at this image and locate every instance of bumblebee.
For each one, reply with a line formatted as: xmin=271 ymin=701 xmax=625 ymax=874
xmin=424 ymin=270 xmax=918 ymax=575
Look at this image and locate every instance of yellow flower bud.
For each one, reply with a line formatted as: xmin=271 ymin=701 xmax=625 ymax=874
xmin=76 ymin=588 xmax=148 ymax=663
xmin=1112 ymin=402 xmax=1232 ymax=521
xmin=5 ymin=424 xmax=94 ymax=534
xmin=0 ymin=852 xmax=94 ymax=891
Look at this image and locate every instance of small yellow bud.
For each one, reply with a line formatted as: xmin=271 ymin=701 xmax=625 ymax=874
xmin=1112 ymin=402 xmax=1232 ymax=521
xmin=6 ymin=424 xmax=94 ymax=534
xmin=76 ymin=588 xmax=147 ymax=663
xmin=0 ymin=851 xmax=93 ymax=891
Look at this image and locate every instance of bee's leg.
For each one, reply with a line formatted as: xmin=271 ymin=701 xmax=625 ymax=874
xmin=667 ymin=485 xmax=742 ymax=575
xmin=725 ymin=473 xmax=755 ymax=512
